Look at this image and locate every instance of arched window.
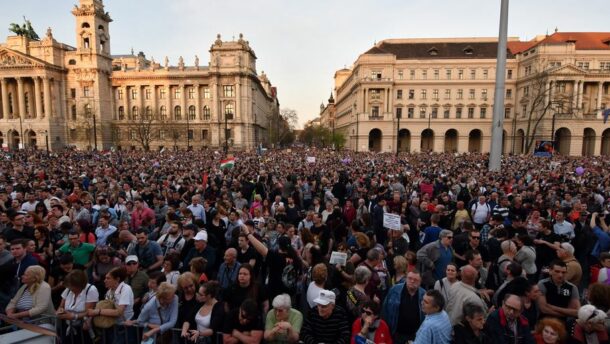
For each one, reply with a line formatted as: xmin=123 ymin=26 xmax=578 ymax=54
xmin=132 ymin=106 xmax=139 ymax=120
xmin=118 ymin=106 xmax=125 ymax=120
xmin=188 ymin=105 xmax=196 ymax=120
xmin=145 ymin=106 xmax=152 ymax=120
xmin=83 ymin=37 xmax=90 ymax=49
xmin=81 ymin=22 xmax=90 ymax=29
xmin=68 ymin=59 xmax=76 ymax=65
xmin=174 ymin=106 xmax=181 ymax=120
xmin=160 ymin=106 xmax=167 ymax=120
xmin=203 ymin=106 xmax=210 ymax=120
xmin=225 ymin=103 xmax=234 ymax=120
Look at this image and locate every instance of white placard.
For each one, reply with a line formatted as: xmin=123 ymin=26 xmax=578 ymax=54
xmin=383 ymin=213 xmax=401 ymax=231
xmin=306 ymin=156 xmax=316 ymax=163
xmin=329 ymin=251 xmax=347 ymax=266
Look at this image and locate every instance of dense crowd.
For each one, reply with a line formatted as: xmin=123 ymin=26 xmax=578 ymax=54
xmin=0 ymin=147 xmax=609 ymax=344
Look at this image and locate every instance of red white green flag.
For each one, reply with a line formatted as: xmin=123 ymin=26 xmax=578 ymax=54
xmin=220 ymin=157 xmax=235 ymax=169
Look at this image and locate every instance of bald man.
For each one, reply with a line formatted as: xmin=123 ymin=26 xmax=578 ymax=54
xmin=218 ymin=247 xmax=241 ymax=290
xmin=446 ymin=265 xmax=488 ymax=325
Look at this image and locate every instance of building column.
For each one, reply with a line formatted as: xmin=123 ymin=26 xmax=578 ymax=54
xmin=43 ymin=77 xmax=51 ymax=118
xmin=545 ymin=81 xmax=551 ymax=105
xmin=151 ymin=85 xmax=157 ymax=116
xmin=236 ymin=80 xmax=241 ymax=120
xmin=481 ymin=132 xmax=492 ymax=154
xmin=570 ymin=135 xmax=583 ymax=156
xmin=16 ymin=77 xmax=25 ymax=119
xmin=433 ymin=135 xmax=444 ymax=153
xmin=211 ymin=82 xmax=218 ymax=122
xmin=457 ymin=135 xmax=469 ymax=153
xmin=577 ymin=80 xmax=584 ymax=109
xmin=594 ymin=135 xmax=602 ymax=156
xmin=166 ymin=85 xmax=172 ymax=121
xmin=34 ymin=77 xmax=42 ymax=119
xmin=53 ymin=79 xmax=62 ymax=118
xmin=363 ymin=89 xmax=367 ymax=114
xmin=139 ymin=85 xmax=145 ymax=114
xmin=194 ymin=83 xmax=200 ymax=120
xmin=123 ymin=86 xmax=130 ymax=119
xmin=180 ymin=84 xmax=186 ymax=121
xmin=0 ymin=78 xmax=9 ymax=120
xmin=412 ymin=135 xmax=421 ymax=153
xmin=572 ymin=80 xmax=579 ymax=110
xmin=597 ymin=81 xmax=603 ymax=119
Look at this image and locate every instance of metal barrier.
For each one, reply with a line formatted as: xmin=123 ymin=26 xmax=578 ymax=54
xmin=0 ymin=315 xmax=59 ymax=344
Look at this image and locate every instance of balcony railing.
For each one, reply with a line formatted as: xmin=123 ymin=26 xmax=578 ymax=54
xmin=362 ymin=77 xmax=393 ymax=82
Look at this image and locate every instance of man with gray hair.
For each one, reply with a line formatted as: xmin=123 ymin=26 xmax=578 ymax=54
xmin=264 ymin=293 xmax=303 ymax=343
xmin=417 ymin=229 xmax=454 ymax=288
xmin=557 ymin=242 xmax=582 ymax=286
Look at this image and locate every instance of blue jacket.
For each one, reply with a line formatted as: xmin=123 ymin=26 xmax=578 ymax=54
xmin=381 ymin=282 xmax=426 ymax=334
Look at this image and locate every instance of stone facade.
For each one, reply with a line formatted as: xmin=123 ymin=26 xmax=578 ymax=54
xmin=322 ymin=33 xmax=610 ymax=155
xmin=0 ymin=0 xmax=279 ymax=151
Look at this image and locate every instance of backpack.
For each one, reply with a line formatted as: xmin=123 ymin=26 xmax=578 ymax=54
xmin=281 ymin=264 xmax=298 ymax=291
xmin=486 ymin=258 xmax=510 ymax=291
xmin=457 ymin=185 xmax=471 ymax=203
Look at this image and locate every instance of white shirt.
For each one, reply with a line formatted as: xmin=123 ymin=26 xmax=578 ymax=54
xmin=471 ymin=202 xmax=491 ymax=224
xmin=62 ymin=283 xmax=100 ymax=313
xmin=106 ymin=282 xmax=134 ymax=322
xmin=306 ymin=282 xmax=324 ymax=308
xmin=21 ymin=201 xmax=38 ymax=213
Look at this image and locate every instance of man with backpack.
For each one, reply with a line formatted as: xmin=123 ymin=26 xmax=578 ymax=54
xmin=470 ymin=195 xmax=491 ymax=231
xmin=156 ymin=221 xmax=185 ymax=256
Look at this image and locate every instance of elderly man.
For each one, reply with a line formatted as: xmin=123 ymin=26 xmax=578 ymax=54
xmin=557 ymin=242 xmax=582 ymax=286
xmin=484 ymin=294 xmax=535 ymax=344
xmin=382 ymin=270 xmax=426 ymax=343
xmin=127 ymin=281 xmax=178 ymax=342
xmin=416 ymin=229 xmax=454 ymax=288
xmin=218 ymin=248 xmax=241 ymax=290
xmin=414 ymin=290 xmax=452 ymax=344
xmin=300 ymin=289 xmax=350 ymax=344
xmin=446 ymin=265 xmax=488 ymax=325
xmin=187 ymin=195 xmax=206 ymax=224
xmin=183 ymin=231 xmax=217 ymax=278
xmin=264 ymin=293 xmax=303 ymax=344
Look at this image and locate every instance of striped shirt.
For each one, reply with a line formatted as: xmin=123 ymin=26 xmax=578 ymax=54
xmin=15 ymin=289 xmax=34 ymax=313
xmin=301 ymin=306 xmax=351 ymax=344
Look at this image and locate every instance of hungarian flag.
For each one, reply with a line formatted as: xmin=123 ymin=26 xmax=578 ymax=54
xmin=220 ymin=157 xmax=235 ymax=169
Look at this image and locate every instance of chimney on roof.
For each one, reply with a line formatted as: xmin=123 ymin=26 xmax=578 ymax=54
xmin=554 ymin=27 xmax=558 ymax=33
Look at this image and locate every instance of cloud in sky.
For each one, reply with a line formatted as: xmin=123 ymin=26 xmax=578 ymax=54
xmin=1 ymin=0 xmax=607 ymax=127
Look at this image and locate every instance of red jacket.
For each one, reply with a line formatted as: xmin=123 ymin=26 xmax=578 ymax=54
xmin=351 ymin=318 xmax=392 ymax=344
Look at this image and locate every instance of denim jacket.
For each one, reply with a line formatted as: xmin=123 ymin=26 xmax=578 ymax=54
xmin=381 ymin=282 xmax=426 ymax=334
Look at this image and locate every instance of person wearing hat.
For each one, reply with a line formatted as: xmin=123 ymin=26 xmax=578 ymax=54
xmin=301 ymin=289 xmax=350 ymax=344
xmin=570 ymin=305 xmax=609 ymax=344
xmin=556 ymin=242 xmax=582 ymax=287
xmin=124 ymin=255 xmax=149 ymax=314
xmin=182 ymin=230 xmax=217 ymax=278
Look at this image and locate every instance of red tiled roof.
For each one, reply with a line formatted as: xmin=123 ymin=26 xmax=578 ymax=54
xmin=514 ymin=32 xmax=610 ymax=53
xmin=507 ymin=41 xmax=536 ymax=54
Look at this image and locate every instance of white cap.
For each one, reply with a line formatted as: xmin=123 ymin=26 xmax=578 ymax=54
xmin=194 ymin=231 xmax=208 ymax=242
xmin=313 ymin=290 xmax=336 ymax=306
xmin=125 ymin=255 xmax=139 ymax=263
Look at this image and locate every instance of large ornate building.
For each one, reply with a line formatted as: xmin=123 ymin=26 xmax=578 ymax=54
xmin=321 ymin=32 xmax=610 ymax=155
xmin=0 ymin=0 xmax=279 ymax=151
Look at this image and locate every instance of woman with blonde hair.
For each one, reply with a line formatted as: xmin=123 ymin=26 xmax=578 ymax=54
xmin=128 ymin=282 xmax=178 ymax=344
xmin=392 ymin=255 xmax=408 ymax=285
xmin=534 ymin=317 xmax=566 ymax=344
xmin=6 ymin=265 xmax=55 ymax=319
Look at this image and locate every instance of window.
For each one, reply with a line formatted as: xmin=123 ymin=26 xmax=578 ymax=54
xmin=223 ymin=85 xmax=234 ymax=97
xmin=71 ymin=88 xmax=76 ymax=99
xmin=370 ymin=89 xmax=381 ymax=100
xmin=457 ymin=89 xmax=463 ymax=100
xmin=524 ymin=86 xmax=530 ymax=97
xmin=203 ymin=88 xmax=210 ymax=99
xmin=71 ymin=105 xmax=77 ymax=120
xmin=130 ymin=88 xmax=137 ymax=100
xmin=549 ymin=61 xmax=561 ymax=68
xmin=444 ymin=89 xmax=451 ymax=99
xmin=202 ymin=129 xmax=209 ymax=141
xmin=83 ymin=86 xmax=90 ymax=98
xmin=160 ymin=88 xmax=166 ymax=99
xmin=398 ymin=70 xmax=404 ymax=80
xmin=145 ymin=106 xmax=152 ymax=119
xmin=458 ymin=69 xmax=464 ymax=79
xmin=481 ymin=89 xmax=488 ymax=100
xmin=160 ymin=106 xmax=167 ymax=120
xmin=577 ymin=61 xmax=590 ymax=69
xmin=188 ymin=87 xmax=195 ymax=99
xmin=408 ymin=89 xmax=415 ymax=99
xmin=419 ymin=108 xmax=426 ymax=118
xmin=188 ymin=105 xmax=196 ymax=120
xmin=504 ymin=107 xmax=511 ymax=119
xmin=225 ymin=103 xmax=234 ymax=119
xmin=468 ymin=107 xmax=475 ymax=119
xmin=396 ymin=90 xmax=403 ymax=100
xmin=431 ymin=107 xmax=438 ymax=118
xmin=443 ymin=108 xmax=450 ymax=118
xmin=456 ymin=107 xmax=463 ymax=119
xmin=174 ymin=106 xmax=181 ymax=120
xmin=118 ymin=106 xmax=125 ymax=120
xmin=556 ymin=82 xmax=566 ymax=93
xmin=369 ymin=106 xmax=379 ymax=117
xmin=433 ymin=89 xmax=439 ymax=100
xmin=129 ymin=130 xmax=136 ymax=140
xmin=174 ymin=88 xmax=181 ymax=99
xmin=421 ymin=89 xmax=427 ymax=100
xmin=396 ymin=107 xmax=403 ymax=119
xmin=409 ymin=70 xmax=415 ymax=80
xmin=434 ymin=69 xmax=439 ymax=80
xmin=469 ymin=89 xmax=475 ymax=100
xmin=480 ymin=107 xmax=487 ymax=119
xmin=600 ymin=62 xmax=610 ymax=71
xmin=483 ymin=69 xmax=489 ymax=79
xmin=159 ymin=130 xmax=166 ymax=139
xmin=506 ymin=89 xmax=512 ymax=99
xmin=470 ymin=69 xmax=476 ymax=79
xmin=202 ymin=106 xmax=210 ymax=120
xmin=118 ymin=89 xmax=123 ymax=100
xmin=145 ymin=88 xmax=151 ymax=100
xmin=407 ymin=107 xmax=414 ymax=119
xmin=522 ymin=105 xmax=527 ymax=117
xmin=446 ymin=69 xmax=452 ymax=79
xmin=507 ymin=69 xmax=513 ymax=79
xmin=371 ymin=71 xmax=382 ymax=79
xmin=422 ymin=70 xmax=427 ymax=80
xmin=132 ymin=106 xmax=138 ymax=120
xmin=188 ymin=130 xmax=194 ymax=140
xmin=525 ymin=66 xmax=532 ymax=76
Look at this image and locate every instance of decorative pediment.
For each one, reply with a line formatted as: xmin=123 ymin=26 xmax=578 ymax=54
xmin=548 ymin=64 xmax=588 ymax=75
xmin=0 ymin=47 xmax=47 ymax=68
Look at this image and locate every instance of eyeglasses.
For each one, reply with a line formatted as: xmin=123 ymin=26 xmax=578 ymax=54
xmin=363 ymin=310 xmax=374 ymax=316
xmin=445 ymin=236 xmax=453 ymax=239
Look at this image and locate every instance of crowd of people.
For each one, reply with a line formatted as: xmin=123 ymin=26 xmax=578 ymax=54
xmin=0 ymin=147 xmax=609 ymax=344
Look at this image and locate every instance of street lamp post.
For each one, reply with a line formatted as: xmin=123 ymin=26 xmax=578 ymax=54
xmin=18 ymin=113 xmax=24 ymax=150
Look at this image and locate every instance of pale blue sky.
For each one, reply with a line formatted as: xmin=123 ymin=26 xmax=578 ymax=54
xmin=1 ymin=0 xmax=607 ymax=127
